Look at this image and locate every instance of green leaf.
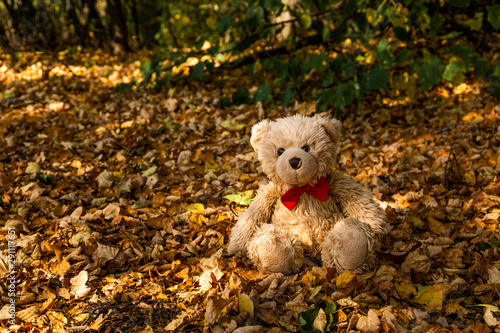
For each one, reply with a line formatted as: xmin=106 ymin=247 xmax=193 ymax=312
xmin=474 ymin=58 xmax=491 ymax=77
xmin=442 ymin=61 xmax=464 ymax=81
xmin=282 ymin=86 xmax=295 ymax=109
xmin=440 ymin=31 xmax=462 ymax=39
xmin=224 ymin=190 xmax=254 ymax=206
xmin=467 ymin=304 xmax=500 ymax=312
xmin=430 ymin=12 xmax=442 ymax=36
xmin=467 ymin=12 xmax=483 ymax=31
xmin=245 ymin=5 xmax=264 ymax=29
xmin=189 ymin=61 xmax=205 ymax=80
xmin=449 ymin=45 xmax=476 ymax=64
xmin=322 ymin=72 xmax=334 ymax=87
xmin=415 ymin=285 xmax=433 ymax=298
xmin=417 ymin=57 xmax=444 ymax=91
xmin=36 ymin=174 xmax=57 ymax=186
xmin=300 ymin=14 xmax=312 ymax=29
xmin=142 ymin=166 xmax=157 ymax=177
xmin=490 ymin=77 xmax=500 ymax=99
xmin=299 ymin=299 xmax=337 ymax=333
xmin=449 ymin=0 xmax=469 ymax=7
xmin=322 ymin=27 xmax=331 ymax=41
xmin=395 ymin=49 xmax=413 ymax=64
xmin=364 ymin=66 xmax=389 ymax=91
xmin=232 ymin=88 xmax=251 ymax=105
xmin=332 ymin=81 xmax=359 ymax=109
xmin=217 ymin=16 xmax=234 ymax=34
xmin=305 ymin=53 xmax=327 ymax=72
xmin=254 ymin=84 xmax=271 ymax=102
xmin=376 ymin=40 xmax=394 ymax=69
xmin=262 ymin=0 xmax=283 ymax=12
xmin=487 ymin=5 xmax=500 ymax=30
xmin=341 ymin=0 xmax=357 ymax=21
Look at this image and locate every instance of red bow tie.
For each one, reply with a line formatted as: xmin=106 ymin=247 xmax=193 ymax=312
xmin=280 ymin=177 xmax=329 ymax=210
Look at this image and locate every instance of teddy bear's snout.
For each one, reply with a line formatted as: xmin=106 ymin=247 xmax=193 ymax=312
xmin=289 ymin=157 xmax=302 ymax=169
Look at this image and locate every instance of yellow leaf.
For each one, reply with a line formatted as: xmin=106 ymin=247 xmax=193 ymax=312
xmin=175 ymin=267 xmax=190 ymax=280
xmin=336 ymin=271 xmax=357 ymax=289
xmin=337 ymin=309 xmax=347 ymax=322
xmin=394 ymin=281 xmax=416 ymax=299
xmin=413 ymin=284 xmax=451 ymax=312
xmin=189 ymin=213 xmax=208 ymax=225
xmin=301 ymin=271 xmax=316 ymax=287
xmin=238 ymin=291 xmax=254 ymax=317
xmin=444 ymin=298 xmax=468 ymax=318
xmin=463 ymin=170 xmax=476 ymax=185
xmin=50 ymin=259 xmax=70 ymax=276
xmin=205 ymin=160 xmax=219 ymax=170
xmin=187 ymin=203 xmax=204 ymax=213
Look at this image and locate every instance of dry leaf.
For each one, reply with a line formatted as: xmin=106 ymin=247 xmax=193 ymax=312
xmin=313 ymin=308 xmax=327 ymax=333
xmin=92 ymin=242 xmax=119 ymax=263
xmin=70 ymin=270 xmax=91 ymax=299
xmin=484 ymin=308 xmax=498 ymax=326
xmin=356 ymin=309 xmax=380 ymax=333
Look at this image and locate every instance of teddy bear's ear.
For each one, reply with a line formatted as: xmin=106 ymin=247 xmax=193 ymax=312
xmin=314 ymin=115 xmax=342 ymax=146
xmin=250 ymin=119 xmax=272 ymax=152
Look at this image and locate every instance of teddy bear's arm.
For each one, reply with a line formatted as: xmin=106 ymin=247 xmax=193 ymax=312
xmin=227 ymin=183 xmax=281 ymax=256
xmin=329 ymin=172 xmax=388 ymax=235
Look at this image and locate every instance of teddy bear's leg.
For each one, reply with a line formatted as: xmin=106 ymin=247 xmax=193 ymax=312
xmin=321 ymin=217 xmax=374 ymax=273
xmin=247 ymin=224 xmax=304 ymax=275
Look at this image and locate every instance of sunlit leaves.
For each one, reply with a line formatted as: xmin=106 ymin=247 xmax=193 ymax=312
xmin=224 ymin=190 xmax=254 ymax=206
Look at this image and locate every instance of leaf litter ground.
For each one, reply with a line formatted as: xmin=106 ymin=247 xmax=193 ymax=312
xmin=0 ymin=51 xmax=500 ymax=333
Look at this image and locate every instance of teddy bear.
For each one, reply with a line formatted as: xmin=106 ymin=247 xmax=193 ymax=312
xmin=227 ymin=114 xmax=388 ymax=274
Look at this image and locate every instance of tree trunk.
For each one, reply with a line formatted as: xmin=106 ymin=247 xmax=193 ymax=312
xmin=66 ymin=0 xmax=84 ymax=44
xmin=106 ymin=0 xmax=130 ymax=53
xmin=82 ymin=0 xmax=105 ymax=47
xmin=129 ymin=0 xmax=140 ymax=46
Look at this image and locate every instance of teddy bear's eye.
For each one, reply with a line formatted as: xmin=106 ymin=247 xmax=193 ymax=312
xmin=277 ymin=148 xmax=285 ymax=156
xmin=301 ymin=145 xmax=310 ymax=152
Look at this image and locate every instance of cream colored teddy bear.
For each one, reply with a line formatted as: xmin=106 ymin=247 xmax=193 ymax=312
xmin=228 ymin=114 xmax=388 ymax=274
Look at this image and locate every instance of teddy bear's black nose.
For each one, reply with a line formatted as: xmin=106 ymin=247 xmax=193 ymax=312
xmin=289 ymin=157 xmax=302 ymax=169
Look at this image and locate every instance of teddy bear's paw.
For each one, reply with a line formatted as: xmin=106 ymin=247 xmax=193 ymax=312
xmin=321 ymin=217 xmax=374 ymax=273
xmin=247 ymin=224 xmax=304 ymax=275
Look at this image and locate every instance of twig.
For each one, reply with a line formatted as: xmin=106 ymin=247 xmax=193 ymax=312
xmin=444 ymin=145 xmax=462 ymax=190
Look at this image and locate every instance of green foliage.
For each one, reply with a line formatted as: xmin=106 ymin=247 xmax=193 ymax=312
xmin=224 ymin=190 xmax=254 ymax=206
xmin=36 ymin=174 xmax=57 ymax=186
xmin=299 ymin=299 xmax=337 ymax=333
xmin=125 ymin=0 xmax=499 ymax=109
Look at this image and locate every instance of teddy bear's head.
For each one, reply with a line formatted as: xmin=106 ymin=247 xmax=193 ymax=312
xmin=250 ymin=114 xmax=341 ymax=187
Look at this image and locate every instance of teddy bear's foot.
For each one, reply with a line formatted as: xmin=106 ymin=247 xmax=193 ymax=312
xmin=247 ymin=224 xmax=304 ymax=275
xmin=321 ymin=217 xmax=374 ymax=273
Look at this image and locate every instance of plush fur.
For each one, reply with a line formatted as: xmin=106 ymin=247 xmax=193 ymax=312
xmin=228 ymin=114 xmax=388 ymax=274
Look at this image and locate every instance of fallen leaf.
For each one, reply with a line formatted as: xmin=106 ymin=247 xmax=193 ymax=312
xmin=70 ymin=270 xmax=91 ymax=299
xmin=356 ymin=309 xmax=380 ymax=333
xmin=238 ymin=291 xmax=254 ymax=317
xmin=413 ymin=284 xmax=451 ymax=312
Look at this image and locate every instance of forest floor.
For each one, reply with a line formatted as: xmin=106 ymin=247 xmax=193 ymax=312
xmin=0 ymin=49 xmax=500 ymax=333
